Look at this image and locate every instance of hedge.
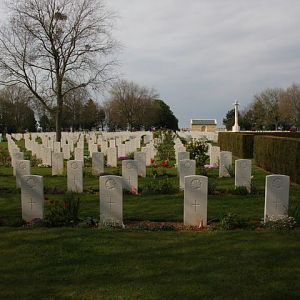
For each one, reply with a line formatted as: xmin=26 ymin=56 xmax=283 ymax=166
xmin=218 ymin=133 xmax=254 ymax=158
xmin=254 ymin=136 xmax=300 ymax=184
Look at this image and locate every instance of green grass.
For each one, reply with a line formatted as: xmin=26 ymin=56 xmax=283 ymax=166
xmin=0 ymin=228 xmax=300 ymax=299
xmin=1 ymin=141 xmax=300 ymax=299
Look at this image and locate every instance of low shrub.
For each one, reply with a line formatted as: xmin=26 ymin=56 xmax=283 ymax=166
xmin=261 ymin=216 xmax=296 ymax=231
xmin=45 ymin=193 xmax=81 ymax=227
xmin=219 ymin=213 xmax=247 ymax=230
xmin=142 ymin=178 xmax=178 ymax=194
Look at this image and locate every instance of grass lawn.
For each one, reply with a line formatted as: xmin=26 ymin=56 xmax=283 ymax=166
xmin=0 ymin=140 xmax=300 ymax=299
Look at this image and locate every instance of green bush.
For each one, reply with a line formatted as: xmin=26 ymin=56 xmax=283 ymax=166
xmin=254 ymin=136 xmax=300 ymax=183
xmin=154 ymin=130 xmax=175 ymax=161
xmin=186 ymin=139 xmax=209 ymax=167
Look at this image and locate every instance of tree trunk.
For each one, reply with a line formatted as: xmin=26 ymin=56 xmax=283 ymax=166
xmin=56 ymin=97 xmax=63 ymax=142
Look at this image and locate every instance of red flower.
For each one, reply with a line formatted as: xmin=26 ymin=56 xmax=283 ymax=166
xmin=64 ymin=202 xmax=70 ymax=209
xmin=151 ymin=159 xmax=155 ymax=164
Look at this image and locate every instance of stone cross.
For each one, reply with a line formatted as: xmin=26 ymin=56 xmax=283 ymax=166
xmin=232 ymin=100 xmax=240 ymax=132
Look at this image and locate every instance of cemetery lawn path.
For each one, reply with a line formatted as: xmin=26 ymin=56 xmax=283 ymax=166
xmin=0 ymin=227 xmax=300 ymax=300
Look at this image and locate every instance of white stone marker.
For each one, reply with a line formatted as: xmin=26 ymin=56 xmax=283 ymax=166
xmin=21 ymin=175 xmax=44 ymax=222
xmin=107 ymin=147 xmax=117 ymax=167
xmin=52 ymin=152 xmax=64 ymax=176
xmin=219 ymin=151 xmax=232 ymax=177
xmin=264 ymin=175 xmax=290 ymax=223
xmin=100 ymin=175 xmax=123 ymax=225
xmin=177 ymin=151 xmax=190 ymax=166
xmin=11 ymin=152 xmax=24 ymax=176
xmin=235 ymin=159 xmax=252 ymax=192
xmin=134 ymin=152 xmax=146 ymax=177
xmin=179 ymin=159 xmax=196 ymax=190
xmin=210 ymin=146 xmax=220 ymax=166
xmin=92 ymin=152 xmax=104 ymax=176
xmin=75 ymin=147 xmax=84 ymax=165
xmin=62 ymin=144 xmax=71 ymax=160
xmin=16 ymin=160 xmax=31 ymax=188
xmin=117 ymin=144 xmax=126 ymax=158
xmin=122 ymin=160 xmax=138 ymax=194
xmin=67 ymin=160 xmax=83 ymax=193
xmin=184 ymin=175 xmax=208 ymax=227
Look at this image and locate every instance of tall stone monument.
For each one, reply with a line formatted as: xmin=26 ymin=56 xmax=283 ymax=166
xmin=232 ymin=100 xmax=240 ymax=132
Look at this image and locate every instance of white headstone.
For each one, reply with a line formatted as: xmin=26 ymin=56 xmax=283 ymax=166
xmin=177 ymin=151 xmax=190 ymax=166
xmin=75 ymin=147 xmax=84 ymax=165
xmin=16 ymin=160 xmax=31 ymax=188
xmin=52 ymin=152 xmax=64 ymax=176
xmin=264 ymin=175 xmax=290 ymax=223
xmin=210 ymin=146 xmax=220 ymax=166
xmin=219 ymin=151 xmax=232 ymax=177
xmin=67 ymin=160 xmax=83 ymax=193
xmin=100 ymin=175 xmax=123 ymax=225
xmin=122 ymin=160 xmax=138 ymax=194
xmin=107 ymin=147 xmax=117 ymax=167
xmin=92 ymin=152 xmax=104 ymax=176
xmin=21 ymin=175 xmax=44 ymax=222
xmin=184 ymin=175 xmax=208 ymax=227
xmin=134 ymin=152 xmax=146 ymax=177
xmin=11 ymin=152 xmax=24 ymax=176
xmin=179 ymin=159 xmax=196 ymax=190
xmin=235 ymin=159 xmax=252 ymax=192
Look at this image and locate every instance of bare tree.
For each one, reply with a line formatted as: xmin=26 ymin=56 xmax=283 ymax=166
xmin=0 ymin=0 xmax=117 ymax=141
xmin=106 ymin=80 xmax=158 ymax=131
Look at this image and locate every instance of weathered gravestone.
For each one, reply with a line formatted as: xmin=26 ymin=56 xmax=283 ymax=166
xmin=177 ymin=151 xmax=190 ymax=165
xmin=62 ymin=144 xmax=71 ymax=160
xmin=122 ymin=160 xmax=138 ymax=194
xmin=75 ymin=148 xmax=84 ymax=165
xmin=264 ymin=175 xmax=290 ymax=223
xmin=11 ymin=152 xmax=24 ymax=176
xmin=67 ymin=160 xmax=83 ymax=193
xmin=92 ymin=152 xmax=104 ymax=176
xmin=16 ymin=160 xmax=31 ymax=188
xmin=107 ymin=147 xmax=117 ymax=167
xmin=235 ymin=159 xmax=252 ymax=192
xmin=134 ymin=152 xmax=146 ymax=177
xmin=117 ymin=144 xmax=126 ymax=158
xmin=100 ymin=176 xmax=123 ymax=225
xmin=184 ymin=175 xmax=208 ymax=227
xmin=15 ymin=160 xmax=31 ymax=188
xmin=21 ymin=175 xmax=44 ymax=222
xmin=219 ymin=151 xmax=232 ymax=177
xmin=52 ymin=152 xmax=64 ymax=176
xmin=179 ymin=159 xmax=196 ymax=190
xmin=210 ymin=146 xmax=220 ymax=166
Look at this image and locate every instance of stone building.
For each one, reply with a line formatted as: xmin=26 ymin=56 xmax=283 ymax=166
xmin=190 ymin=119 xmax=217 ymax=132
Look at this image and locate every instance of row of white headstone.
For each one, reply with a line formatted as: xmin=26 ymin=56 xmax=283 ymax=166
xmin=20 ymin=173 xmax=290 ymax=227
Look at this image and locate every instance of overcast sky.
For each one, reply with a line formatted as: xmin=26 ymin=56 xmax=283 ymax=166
xmin=107 ymin=0 xmax=300 ymax=128
xmin=1 ymin=1 xmax=300 ymax=128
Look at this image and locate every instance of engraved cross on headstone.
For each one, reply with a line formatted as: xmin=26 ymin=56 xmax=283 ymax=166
xmin=73 ymin=176 xmax=77 ymax=192
xmin=28 ymin=198 xmax=36 ymax=210
xmin=272 ymin=197 xmax=281 ymax=213
xmin=106 ymin=196 xmax=116 ymax=213
xmin=192 ymin=200 xmax=201 ymax=212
